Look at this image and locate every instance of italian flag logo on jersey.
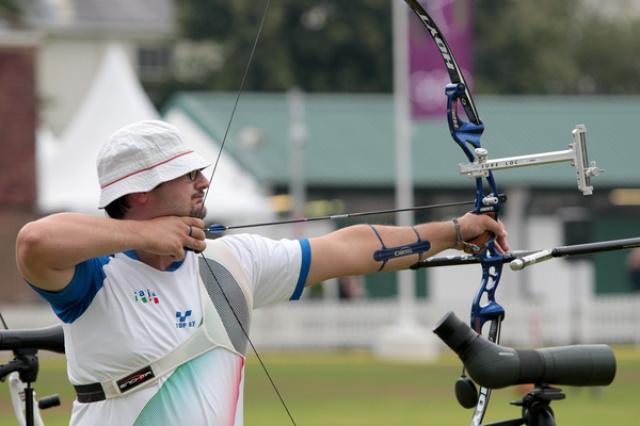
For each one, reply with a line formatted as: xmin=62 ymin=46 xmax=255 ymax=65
xmin=134 ymin=289 xmax=159 ymax=304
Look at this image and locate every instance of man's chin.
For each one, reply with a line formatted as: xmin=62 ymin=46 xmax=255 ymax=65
xmin=190 ymin=205 xmax=207 ymax=220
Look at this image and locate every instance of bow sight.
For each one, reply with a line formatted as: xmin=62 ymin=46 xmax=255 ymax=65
xmin=458 ymin=124 xmax=604 ymax=196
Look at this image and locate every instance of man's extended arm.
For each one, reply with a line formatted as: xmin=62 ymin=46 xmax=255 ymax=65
xmin=306 ymin=213 xmax=508 ymax=286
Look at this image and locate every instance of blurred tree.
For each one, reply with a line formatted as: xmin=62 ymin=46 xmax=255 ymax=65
xmin=0 ymin=0 xmax=23 ymax=26
xmin=476 ymin=0 xmax=640 ymax=94
xmin=164 ymin=0 xmax=640 ymax=99
xmin=173 ymin=0 xmax=393 ymax=93
xmin=475 ymin=0 xmax=581 ymax=93
xmin=574 ymin=12 xmax=640 ymax=94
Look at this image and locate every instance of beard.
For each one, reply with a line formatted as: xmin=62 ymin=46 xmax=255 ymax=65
xmin=189 ymin=204 xmax=207 ymax=219
xmin=188 ymin=189 xmax=208 ymax=219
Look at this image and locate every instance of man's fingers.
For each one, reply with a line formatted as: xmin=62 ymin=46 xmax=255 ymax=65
xmin=456 ymin=213 xmax=509 ymax=254
xmin=495 ymin=232 xmax=509 ymax=253
xmin=181 ymin=219 xmax=207 ymax=253
xmin=466 ymin=231 xmax=492 ymax=248
xmin=143 ymin=216 xmax=207 ymax=256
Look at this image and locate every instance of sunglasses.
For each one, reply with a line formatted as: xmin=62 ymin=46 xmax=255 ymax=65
xmin=188 ymin=169 xmax=204 ymax=181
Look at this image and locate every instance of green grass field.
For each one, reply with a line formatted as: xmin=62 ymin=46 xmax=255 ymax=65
xmin=1 ymin=347 xmax=638 ymax=425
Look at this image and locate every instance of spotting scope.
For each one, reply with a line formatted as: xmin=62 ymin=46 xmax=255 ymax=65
xmin=0 ymin=325 xmax=65 ymax=354
xmin=433 ymin=311 xmax=616 ymax=389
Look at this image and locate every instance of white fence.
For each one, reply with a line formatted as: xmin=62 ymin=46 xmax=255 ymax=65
xmin=248 ymin=294 xmax=640 ymax=351
xmin=2 ymin=294 xmax=639 ymax=354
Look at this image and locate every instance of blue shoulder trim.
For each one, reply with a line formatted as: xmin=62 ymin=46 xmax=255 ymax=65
xmin=290 ymin=239 xmax=310 ymax=301
xmin=29 ymin=256 xmax=111 ymax=323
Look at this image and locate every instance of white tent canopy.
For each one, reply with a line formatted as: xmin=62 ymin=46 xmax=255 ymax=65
xmin=37 ymin=42 xmax=274 ymax=224
xmin=163 ymin=109 xmax=275 ymax=225
xmin=37 ymin=42 xmax=159 ymax=215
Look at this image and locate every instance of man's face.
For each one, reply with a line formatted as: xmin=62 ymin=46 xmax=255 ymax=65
xmin=149 ymin=169 xmax=209 ymax=219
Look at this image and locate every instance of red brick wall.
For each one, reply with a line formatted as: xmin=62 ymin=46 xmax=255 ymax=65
xmin=0 ymin=45 xmax=37 ymax=208
xmin=0 ymin=44 xmax=42 ymax=306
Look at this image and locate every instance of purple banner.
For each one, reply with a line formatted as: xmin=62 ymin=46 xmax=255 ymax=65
xmin=409 ymin=0 xmax=475 ymax=120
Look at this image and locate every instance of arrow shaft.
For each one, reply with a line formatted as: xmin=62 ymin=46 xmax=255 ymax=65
xmin=206 ymin=195 xmax=507 ymax=233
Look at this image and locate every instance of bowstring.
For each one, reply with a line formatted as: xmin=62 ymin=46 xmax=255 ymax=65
xmin=196 ymin=1 xmax=297 ymax=424
xmin=0 ymin=311 xmax=8 ymax=329
xmin=203 ymin=0 xmax=272 ymax=201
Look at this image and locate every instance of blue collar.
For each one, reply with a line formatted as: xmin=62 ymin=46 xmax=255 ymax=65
xmin=123 ymin=250 xmax=186 ymax=272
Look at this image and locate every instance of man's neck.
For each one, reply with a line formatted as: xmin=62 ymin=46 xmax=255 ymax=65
xmin=134 ymin=250 xmax=179 ymax=271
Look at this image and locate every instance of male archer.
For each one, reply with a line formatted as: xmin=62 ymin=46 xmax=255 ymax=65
xmin=16 ymin=120 xmax=508 ymax=425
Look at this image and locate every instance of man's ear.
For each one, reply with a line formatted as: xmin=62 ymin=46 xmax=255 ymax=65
xmin=128 ymin=192 xmax=149 ymax=206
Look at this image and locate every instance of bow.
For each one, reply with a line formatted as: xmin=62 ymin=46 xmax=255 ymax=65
xmin=204 ymin=1 xmax=504 ymax=423
xmin=403 ymin=1 xmax=504 ymax=423
xmin=199 ymin=2 xmax=485 ymax=422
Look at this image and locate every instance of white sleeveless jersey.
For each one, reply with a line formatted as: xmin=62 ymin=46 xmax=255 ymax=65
xmin=31 ymin=234 xmax=310 ymax=426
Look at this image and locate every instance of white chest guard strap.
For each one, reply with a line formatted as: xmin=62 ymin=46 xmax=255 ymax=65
xmin=74 ymin=241 xmax=253 ymax=403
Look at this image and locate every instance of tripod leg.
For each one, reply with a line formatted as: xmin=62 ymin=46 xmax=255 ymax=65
xmin=24 ymin=385 xmax=34 ymax=426
xmin=9 ymin=372 xmax=46 ymax=426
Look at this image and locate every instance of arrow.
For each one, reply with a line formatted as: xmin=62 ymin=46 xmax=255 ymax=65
xmin=205 ymin=195 xmax=507 ymax=233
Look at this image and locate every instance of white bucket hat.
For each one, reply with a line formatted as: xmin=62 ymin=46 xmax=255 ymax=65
xmin=97 ymin=120 xmax=210 ymax=208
